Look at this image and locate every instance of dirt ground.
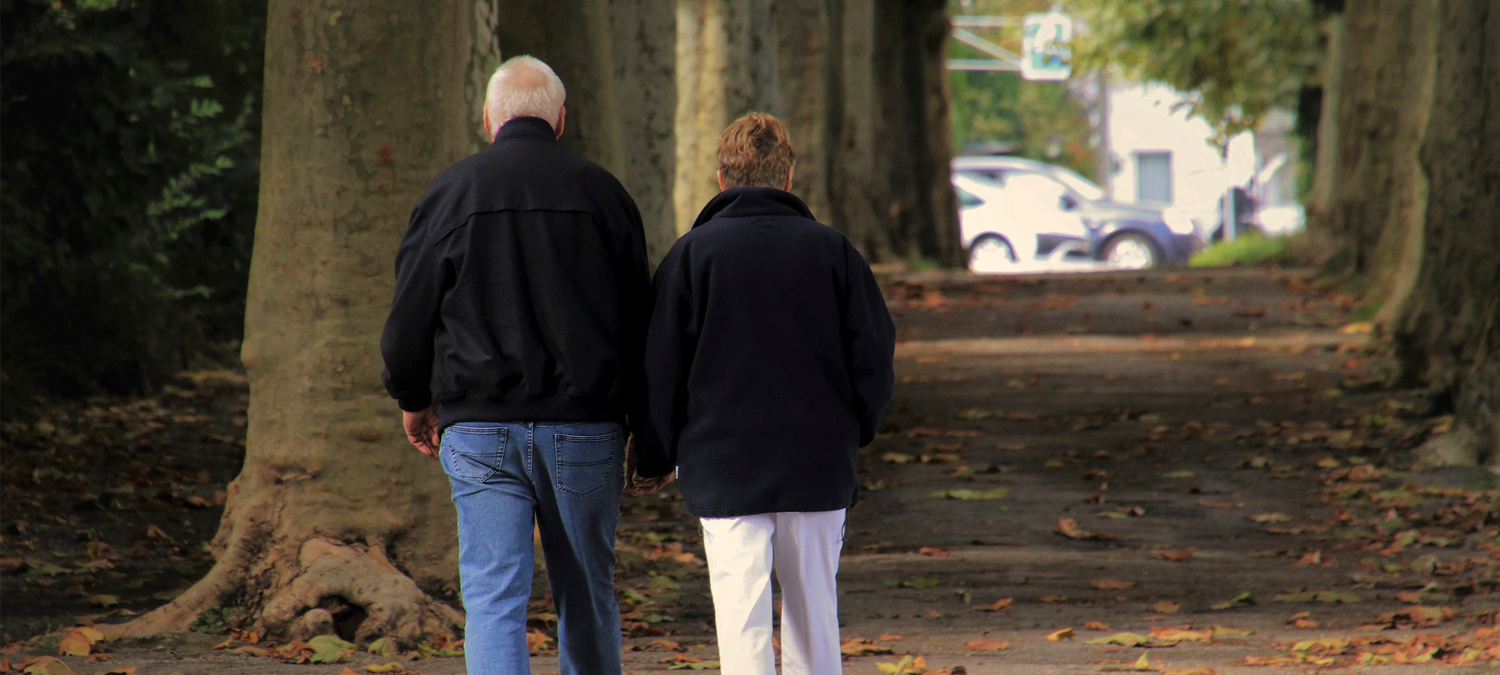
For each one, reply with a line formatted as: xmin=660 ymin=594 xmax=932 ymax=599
xmin=4 ymin=267 xmax=1497 ymax=675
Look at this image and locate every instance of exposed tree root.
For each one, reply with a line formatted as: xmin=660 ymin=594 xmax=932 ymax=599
xmin=101 ymin=528 xmax=462 ymax=646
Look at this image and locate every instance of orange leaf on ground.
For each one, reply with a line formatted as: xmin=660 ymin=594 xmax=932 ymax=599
xmin=1091 ymin=579 xmax=1136 ymax=590
xmin=918 ymin=547 xmax=951 ymax=558
xmin=974 ymin=597 xmax=1014 ymax=612
xmin=1155 ymin=547 xmax=1195 ymax=562
xmin=879 ymin=634 xmax=903 ymax=641
xmin=1149 ymin=601 xmax=1180 ymax=613
xmin=840 ymin=638 xmax=894 ymax=656
xmin=1047 ymin=628 xmax=1075 ymax=641
xmin=1084 ymin=621 xmax=1112 ymax=631
xmin=964 ymin=639 xmax=1009 ymax=651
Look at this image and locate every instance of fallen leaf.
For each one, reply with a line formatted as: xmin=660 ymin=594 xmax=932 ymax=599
xmin=1155 ymin=548 xmax=1195 ymax=562
xmin=22 ymin=657 xmax=76 ymax=675
xmin=307 ymin=635 xmax=354 ymax=664
xmin=1210 ymin=591 xmax=1254 ymax=610
xmin=973 ymin=597 xmax=1014 ymax=612
xmin=57 ymin=626 xmax=104 ymax=657
xmin=1273 ymin=591 xmax=1361 ymax=604
xmin=840 ymin=638 xmax=894 ymax=656
xmin=883 ymin=452 xmax=916 ymax=464
xmin=1084 ymin=621 xmax=1112 ymax=631
xmin=1055 ymin=518 xmax=1112 ymax=540
xmin=1046 ymin=627 xmax=1075 ymax=641
xmin=964 ymin=639 xmax=1009 ymax=651
xmin=1100 ymin=652 xmax=1154 ymax=671
xmin=918 ymin=547 xmax=951 ymax=558
xmin=930 ymin=487 xmax=1009 ymax=500
xmin=366 ymin=637 xmax=399 ymax=657
xmin=1091 ymin=579 xmax=1136 ymax=590
xmin=1149 ymin=601 xmax=1180 ymax=614
xmin=1248 ymin=512 xmax=1291 ymax=524
xmin=526 ymin=627 xmax=551 ymax=654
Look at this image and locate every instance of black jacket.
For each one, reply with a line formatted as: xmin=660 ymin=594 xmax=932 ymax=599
xmin=380 ymin=117 xmax=651 ymax=428
xmin=637 ymin=187 xmax=896 ymax=517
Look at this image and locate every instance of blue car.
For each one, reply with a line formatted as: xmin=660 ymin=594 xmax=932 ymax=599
xmin=952 ymin=156 xmax=1203 ymax=268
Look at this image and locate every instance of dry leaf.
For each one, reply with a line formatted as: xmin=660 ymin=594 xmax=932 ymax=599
xmin=973 ymin=597 xmax=1014 ymax=612
xmin=1046 ymin=627 xmax=1075 ymax=641
xmin=1155 ymin=547 xmax=1195 ymax=562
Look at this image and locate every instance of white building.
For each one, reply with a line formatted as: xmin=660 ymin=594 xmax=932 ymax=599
xmin=1102 ymin=81 xmax=1302 ymax=235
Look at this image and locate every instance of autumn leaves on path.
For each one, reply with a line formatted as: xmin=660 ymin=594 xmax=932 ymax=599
xmin=828 ymin=269 xmax=1498 ymax=674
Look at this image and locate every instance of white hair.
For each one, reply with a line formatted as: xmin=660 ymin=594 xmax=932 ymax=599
xmin=486 ymin=55 xmax=566 ymax=129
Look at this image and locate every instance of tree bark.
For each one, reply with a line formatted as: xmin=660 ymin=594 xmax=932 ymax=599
xmin=673 ymin=0 xmax=779 ymax=233
xmin=105 ymin=0 xmax=495 ymax=643
xmin=496 ymin=0 xmax=678 ymax=261
xmin=870 ymin=0 xmax=961 ymax=266
xmin=1394 ymin=1 xmax=1500 ymax=468
xmin=771 ymin=0 xmax=837 ymax=224
xmin=1318 ymin=0 xmax=1432 ymax=288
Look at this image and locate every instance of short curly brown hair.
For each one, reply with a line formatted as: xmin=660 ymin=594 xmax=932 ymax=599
xmin=716 ymin=112 xmax=796 ymax=189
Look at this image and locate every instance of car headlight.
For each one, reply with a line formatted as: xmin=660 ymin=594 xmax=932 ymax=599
xmin=1163 ymin=209 xmax=1198 ymax=237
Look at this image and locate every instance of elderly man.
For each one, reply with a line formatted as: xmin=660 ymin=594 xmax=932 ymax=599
xmin=636 ymin=112 xmax=896 ymax=675
xmin=380 ymin=55 xmax=650 ymax=675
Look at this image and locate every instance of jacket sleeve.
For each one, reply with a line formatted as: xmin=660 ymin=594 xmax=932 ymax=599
xmin=636 ymin=245 xmax=692 ymax=478
xmin=380 ymin=203 xmax=446 ymax=412
xmin=842 ymin=241 xmax=897 ymax=446
xmin=615 ymin=197 xmax=654 ymax=442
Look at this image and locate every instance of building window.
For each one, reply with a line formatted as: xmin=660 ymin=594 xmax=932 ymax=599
xmin=1134 ymin=151 xmax=1173 ymax=204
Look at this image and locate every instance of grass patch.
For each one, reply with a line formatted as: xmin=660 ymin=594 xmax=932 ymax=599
xmin=1189 ymin=234 xmax=1295 ymax=268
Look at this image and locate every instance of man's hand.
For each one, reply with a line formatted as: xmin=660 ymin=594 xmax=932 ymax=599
xmin=403 ymin=408 xmax=442 ymax=459
xmin=623 ymin=433 xmax=674 ymax=495
xmin=629 ymin=472 xmax=675 ymax=496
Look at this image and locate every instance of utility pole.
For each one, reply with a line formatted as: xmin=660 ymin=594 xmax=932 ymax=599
xmin=1096 ymin=70 xmax=1111 ymax=198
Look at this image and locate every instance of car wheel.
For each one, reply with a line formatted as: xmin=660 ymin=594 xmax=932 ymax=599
xmin=968 ymin=235 xmax=1017 ymax=273
xmin=1103 ymin=233 xmax=1159 ymax=269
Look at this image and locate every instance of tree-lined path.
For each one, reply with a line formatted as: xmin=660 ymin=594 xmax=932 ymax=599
xmin=6 ymin=267 xmax=1495 ymax=673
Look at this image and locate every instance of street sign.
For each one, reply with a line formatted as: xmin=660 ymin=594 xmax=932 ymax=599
xmin=1021 ymin=11 xmax=1072 ymax=81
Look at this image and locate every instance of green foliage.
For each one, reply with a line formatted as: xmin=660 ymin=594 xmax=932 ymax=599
xmin=948 ymin=0 xmax=1097 ymax=176
xmin=1070 ymin=0 xmax=1322 ymax=146
xmin=0 ymin=0 xmax=265 ymax=411
xmin=1189 ymin=234 xmax=1294 ymax=268
xmin=189 ymin=606 xmax=242 ymax=635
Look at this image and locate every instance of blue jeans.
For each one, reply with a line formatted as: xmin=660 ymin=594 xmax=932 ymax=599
xmin=440 ymin=421 xmax=625 ymax=675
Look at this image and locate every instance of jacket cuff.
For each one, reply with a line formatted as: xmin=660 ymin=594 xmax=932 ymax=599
xmin=396 ymin=392 xmax=432 ymax=412
xmin=635 ymin=453 xmax=675 ymax=479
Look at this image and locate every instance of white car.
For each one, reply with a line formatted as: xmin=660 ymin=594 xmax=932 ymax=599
xmin=953 ymin=172 xmax=1091 ymax=273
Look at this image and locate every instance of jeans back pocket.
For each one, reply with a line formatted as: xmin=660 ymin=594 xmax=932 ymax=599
xmin=555 ymin=431 xmax=619 ymax=496
xmin=441 ymin=425 xmax=509 ymax=483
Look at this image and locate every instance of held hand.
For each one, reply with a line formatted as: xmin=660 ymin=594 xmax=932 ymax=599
xmin=403 ymin=408 xmax=442 ymax=459
xmin=629 ymin=472 xmax=675 ymax=497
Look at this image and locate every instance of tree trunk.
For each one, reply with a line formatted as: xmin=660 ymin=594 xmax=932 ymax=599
xmin=673 ymin=0 xmax=779 ymax=234
xmin=1318 ymin=0 xmax=1432 ymax=288
xmin=771 ymin=0 xmax=837 ymax=224
xmin=496 ymin=0 xmax=677 ymax=261
xmin=606 ymin=0 xmax=679 ymax=261
xmin=1394 ymin=1 xmax=1500 ymax=469
xmin=870 ymin=0 xmax=961 ymax=266
xmin=829 ymin=0 xmax=890 ymax=259
xmin=105 ymin=0 xmax=496 ymax=643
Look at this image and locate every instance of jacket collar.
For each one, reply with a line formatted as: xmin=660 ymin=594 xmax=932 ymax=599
xmin=690 ymin=187 xmax=816 ymax=229
xmin=492 ymin=116 xmax=559 ymax=145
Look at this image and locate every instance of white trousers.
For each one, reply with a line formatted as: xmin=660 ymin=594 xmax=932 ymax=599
xmin=699 ymin=509 xmax=846 ymax=675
